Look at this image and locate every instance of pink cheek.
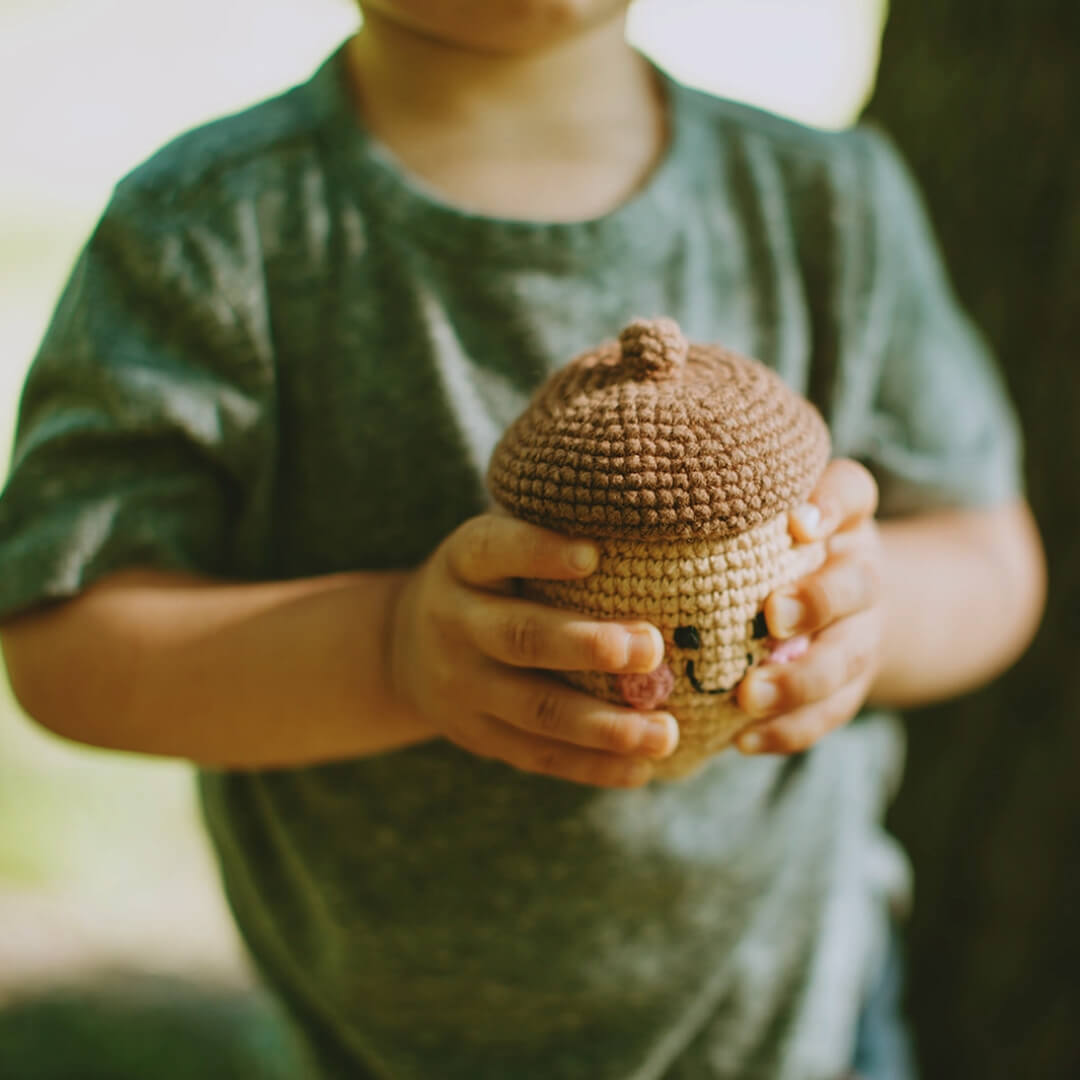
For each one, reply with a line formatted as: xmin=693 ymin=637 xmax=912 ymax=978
xmin=617 ymin=663 xmax=676 ymax=710
xmin=764 ymin=635 xmax=812 ymax=666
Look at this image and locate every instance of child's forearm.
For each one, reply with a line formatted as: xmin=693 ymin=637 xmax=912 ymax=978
xmin=0 ymin=569 xmax=436 ymax=768
xmin=870 ymin=499 xmax=1045 ymax=708
xmin=0 ymin=500 xmax=1045 ymax=769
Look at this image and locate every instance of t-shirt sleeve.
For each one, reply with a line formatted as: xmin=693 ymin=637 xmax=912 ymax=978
xmin=857 ymin=128 xmax=1025 ymax=517
xmin=0 ymin=183 xmax=275 ymax=620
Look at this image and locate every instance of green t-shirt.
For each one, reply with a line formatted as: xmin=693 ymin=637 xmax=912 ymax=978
xmin=0 ymin=45 xmax=1022 ymax=1080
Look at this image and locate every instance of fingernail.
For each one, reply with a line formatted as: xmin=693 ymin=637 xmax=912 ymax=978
xmin=641 ymin=715 xmax=677 ymax=758
xmin=745 ymin=676 xmax=779 ymax=715
xmin=568 ymin=543 xmax=598 ymax=572
xmin=771 ymin=594 xmax=805 ymax=637
xmin=791 ymin=503 xmax=821 ymax=537
xmin=627 ymin=628 xmax=661 ymax=671
xmin=738 ymin=730 xmax=765 ymax=754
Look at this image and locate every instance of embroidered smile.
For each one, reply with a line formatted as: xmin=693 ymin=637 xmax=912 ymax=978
xmin=685 ymin=659 xmax=729 ymax=696
xmin=675 ymin=614 xmax=769 ymax=695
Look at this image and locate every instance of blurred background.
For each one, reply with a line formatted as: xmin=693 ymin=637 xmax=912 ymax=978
xmin=1 ymin=0 xmax=1077 ymax=1077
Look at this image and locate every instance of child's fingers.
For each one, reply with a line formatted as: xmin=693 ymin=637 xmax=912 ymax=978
xmin=463 ymin=594 xmax=664 ymax=674
xmin=734 ymin=671 xmax=873 ymax=755
xmin=476 ymin=666 xmax=678 ymax=759
xmin=737 ymin=612 xmax=878 ymax=718
xmin=446 ymin=514 xmax=598 ymax=588
xmin=454 ymin=715 xmax=657 ymax=789
xmin=789 ymin=459 xmax=879 ymax=543
xmin=763 ymin=552 xmax=878 ymax=639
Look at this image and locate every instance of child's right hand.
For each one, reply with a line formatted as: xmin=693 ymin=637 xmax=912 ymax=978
xmin=389 ymin=513 xmax=678 ymax=787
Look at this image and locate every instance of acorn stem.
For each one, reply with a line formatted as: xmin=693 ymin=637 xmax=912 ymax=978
xmin=618 ymin=318 xmax=689 ymax=378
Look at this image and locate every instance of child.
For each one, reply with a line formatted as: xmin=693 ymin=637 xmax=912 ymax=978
xmin=0 ymin=3 xmax=1045 ymax=1078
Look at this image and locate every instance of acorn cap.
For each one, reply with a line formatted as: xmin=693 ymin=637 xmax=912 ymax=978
xmin=487 ymin=318 xmax=831 ymax=540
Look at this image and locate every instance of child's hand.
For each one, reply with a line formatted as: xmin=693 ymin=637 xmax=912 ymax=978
xmin=389 ymin=513 xmax=677 ymax=787
xmin=734 ymin=460 xmax=883 ymax=755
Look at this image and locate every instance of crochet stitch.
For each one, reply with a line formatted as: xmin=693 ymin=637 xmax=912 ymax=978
xmin=487 ymin=318 xmax=829 ymax=542
xmin=488 ymin=318 xmax=831 ymax=777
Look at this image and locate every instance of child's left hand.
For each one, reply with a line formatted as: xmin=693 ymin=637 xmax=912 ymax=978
xmin=734 ymin=459 xmax=884 ymax=754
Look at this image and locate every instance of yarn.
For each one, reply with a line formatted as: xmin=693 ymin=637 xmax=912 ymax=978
xmin=487 ymin=318 xmax=831 ymax=777
xmin=524 ymin=522 xmax=824 ymax=778
xmin=617 ymin=665 xmax=676 ymax=711
xmin=488 ymin=321 xmax=830 ymax=541
xmin=617 ymin=317 xmax=688 ymax=379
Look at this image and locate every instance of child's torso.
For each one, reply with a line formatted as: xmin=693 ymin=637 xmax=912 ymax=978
xmin=181 ymin=47 xmax=905 ymax=1080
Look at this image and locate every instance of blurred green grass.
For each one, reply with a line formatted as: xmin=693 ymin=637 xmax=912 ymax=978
xmin=0 ymin=976 xmax=305 ymax=1079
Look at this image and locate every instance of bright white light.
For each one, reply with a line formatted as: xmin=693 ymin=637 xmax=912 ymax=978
xmin=0 ymin=0 xmax=884 ymax=210
xmin=0 ymin=0 xmax=361 ymax=208
xmin=629 ymin=0 xmax=887 ymax=130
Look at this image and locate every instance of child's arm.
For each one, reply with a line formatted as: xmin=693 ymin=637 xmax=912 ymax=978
xmin=1 ymin=515 xmax=675 ymax=785
xmin=734 ymin=459 xmax=1046 ymax=753
xmin=1 ymin=567 xmax=421 ymax=767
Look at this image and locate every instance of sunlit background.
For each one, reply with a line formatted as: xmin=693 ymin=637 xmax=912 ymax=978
xmin=0 ymin=0 xmax=885 ymax=1008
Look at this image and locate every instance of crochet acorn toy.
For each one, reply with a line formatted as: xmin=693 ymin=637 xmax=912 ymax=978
xmin=487 ymin=318 xmax=832 ymax=778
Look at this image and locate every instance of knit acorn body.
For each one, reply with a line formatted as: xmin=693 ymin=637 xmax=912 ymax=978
xmin=487 ymin=319 xmax=831 ymax=778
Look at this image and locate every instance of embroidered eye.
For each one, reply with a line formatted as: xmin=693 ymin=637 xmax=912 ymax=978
xmin=674 ymin=625 xmax=701 ymax=650
xmin=752 ymin=611 xmax=769 ymax=639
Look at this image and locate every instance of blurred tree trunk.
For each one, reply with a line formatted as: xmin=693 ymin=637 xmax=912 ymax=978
xmin=865 ymin=3 xmax=1080 ymax=1079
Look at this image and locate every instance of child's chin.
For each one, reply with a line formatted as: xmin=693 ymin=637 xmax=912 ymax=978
xmin=367 ymin=0 xmax=628 ymax=54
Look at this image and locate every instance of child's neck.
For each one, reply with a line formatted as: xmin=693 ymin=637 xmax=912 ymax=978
xmin=345 ymin=12 xmax=668 ymax=221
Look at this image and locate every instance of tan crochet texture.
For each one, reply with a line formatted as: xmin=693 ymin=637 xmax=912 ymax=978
xmin=526 ymin=519 xmax=825 ymax=778
xmin=488 ymin=317 xmax=832 ymax=778
xmin=488 ymin=318 xmax=831 ymax=540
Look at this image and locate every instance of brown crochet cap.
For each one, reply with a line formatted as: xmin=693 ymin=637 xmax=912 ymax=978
xmin=488 ymin=318 xmax=831 ymax=540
